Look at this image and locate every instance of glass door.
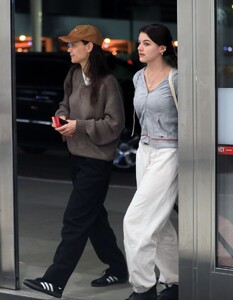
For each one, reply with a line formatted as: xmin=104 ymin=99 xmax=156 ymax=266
xmin=216 ymin=0 xmax=233 ymax=268
xmin=178 ymin=0 xmax=233 ymax=299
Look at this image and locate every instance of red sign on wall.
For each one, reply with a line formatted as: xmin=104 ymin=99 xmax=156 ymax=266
xmin=218 ymin=146 xmax=233 ymax=155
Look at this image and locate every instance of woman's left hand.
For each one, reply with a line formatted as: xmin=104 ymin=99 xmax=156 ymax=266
xmin=55 ymin=120 xmax=76 ymax=137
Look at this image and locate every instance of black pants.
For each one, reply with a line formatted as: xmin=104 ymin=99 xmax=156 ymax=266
xmin=43 ymin=155 xmax=128 ymax=288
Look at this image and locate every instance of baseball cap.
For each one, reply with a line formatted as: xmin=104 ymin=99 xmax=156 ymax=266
xmin=58 ymin=25 xmax=103 ymax=46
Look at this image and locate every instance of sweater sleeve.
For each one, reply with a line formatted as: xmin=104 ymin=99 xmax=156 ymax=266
xmin=55 ymin=66 xmax=75 ymax=118
xmin=77 ymin=75 xmax=125 ymax=146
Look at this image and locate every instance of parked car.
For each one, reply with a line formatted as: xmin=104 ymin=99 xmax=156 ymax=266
xmin=16 ymin=51 xmax=140 ymax=170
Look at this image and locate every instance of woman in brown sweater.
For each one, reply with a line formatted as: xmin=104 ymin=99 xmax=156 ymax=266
xmin=23 ymin=24 xmax=128 ymax=298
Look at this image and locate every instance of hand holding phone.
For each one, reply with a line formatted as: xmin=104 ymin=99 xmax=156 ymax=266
xmin=52 ymin=116 xmax=68 ymax=128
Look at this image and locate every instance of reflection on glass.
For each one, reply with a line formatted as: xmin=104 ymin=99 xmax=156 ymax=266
xmin=216 ymin=0 xmax=233 ymax=267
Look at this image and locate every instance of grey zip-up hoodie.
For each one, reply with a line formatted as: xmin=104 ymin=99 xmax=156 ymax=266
xmin=133 ymin=68 xmax=178 ymax=149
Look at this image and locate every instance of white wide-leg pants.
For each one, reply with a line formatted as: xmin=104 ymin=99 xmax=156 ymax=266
xmin=123 ymin=143 xmax=179 ymax=293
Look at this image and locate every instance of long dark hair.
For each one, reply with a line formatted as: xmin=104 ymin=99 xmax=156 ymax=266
xmin=139 ymin=24 xmax=177 ymax=68
xmin=83 ymin=41 xmax=111 ymax=104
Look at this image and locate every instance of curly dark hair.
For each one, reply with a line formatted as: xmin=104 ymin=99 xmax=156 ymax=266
xmin=139 ymin=24 xmax=177 ymax=68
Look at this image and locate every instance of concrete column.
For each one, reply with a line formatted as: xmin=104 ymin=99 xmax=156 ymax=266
xmin=30 ymin=0 xmax=42 ymax=52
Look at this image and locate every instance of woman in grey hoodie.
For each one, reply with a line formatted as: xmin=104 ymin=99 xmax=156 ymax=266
xmin=124 ymin=24 xmax=178 ymax=300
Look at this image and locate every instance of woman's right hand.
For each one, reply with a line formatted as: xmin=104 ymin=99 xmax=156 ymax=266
xmin=56 ymin=119 xmax=76 ymax=137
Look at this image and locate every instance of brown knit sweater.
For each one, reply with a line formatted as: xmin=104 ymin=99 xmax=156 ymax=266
xmin=55 ymin=65 xmax=125 ymax=161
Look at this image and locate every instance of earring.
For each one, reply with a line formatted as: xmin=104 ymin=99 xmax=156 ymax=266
xmin=161 ymin=48 xmax=166 ymax=55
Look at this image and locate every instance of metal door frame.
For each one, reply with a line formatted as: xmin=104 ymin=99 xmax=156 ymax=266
xmin=178 ymin=0 xmax=233 ymax=299
xmin=0 ymin=0 xmax=19 ymax=290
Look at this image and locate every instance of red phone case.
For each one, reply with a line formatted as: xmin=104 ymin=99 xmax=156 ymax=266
xmin=52 ymin=116 xmax=66 ymax=128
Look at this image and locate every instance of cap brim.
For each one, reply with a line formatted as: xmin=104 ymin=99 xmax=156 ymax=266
xmin=58 ymin=35 xmax=79 ymax=43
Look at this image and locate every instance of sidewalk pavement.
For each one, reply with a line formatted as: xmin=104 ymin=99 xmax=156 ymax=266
xmin=0 ymin=176 xmax=177 ymax=299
